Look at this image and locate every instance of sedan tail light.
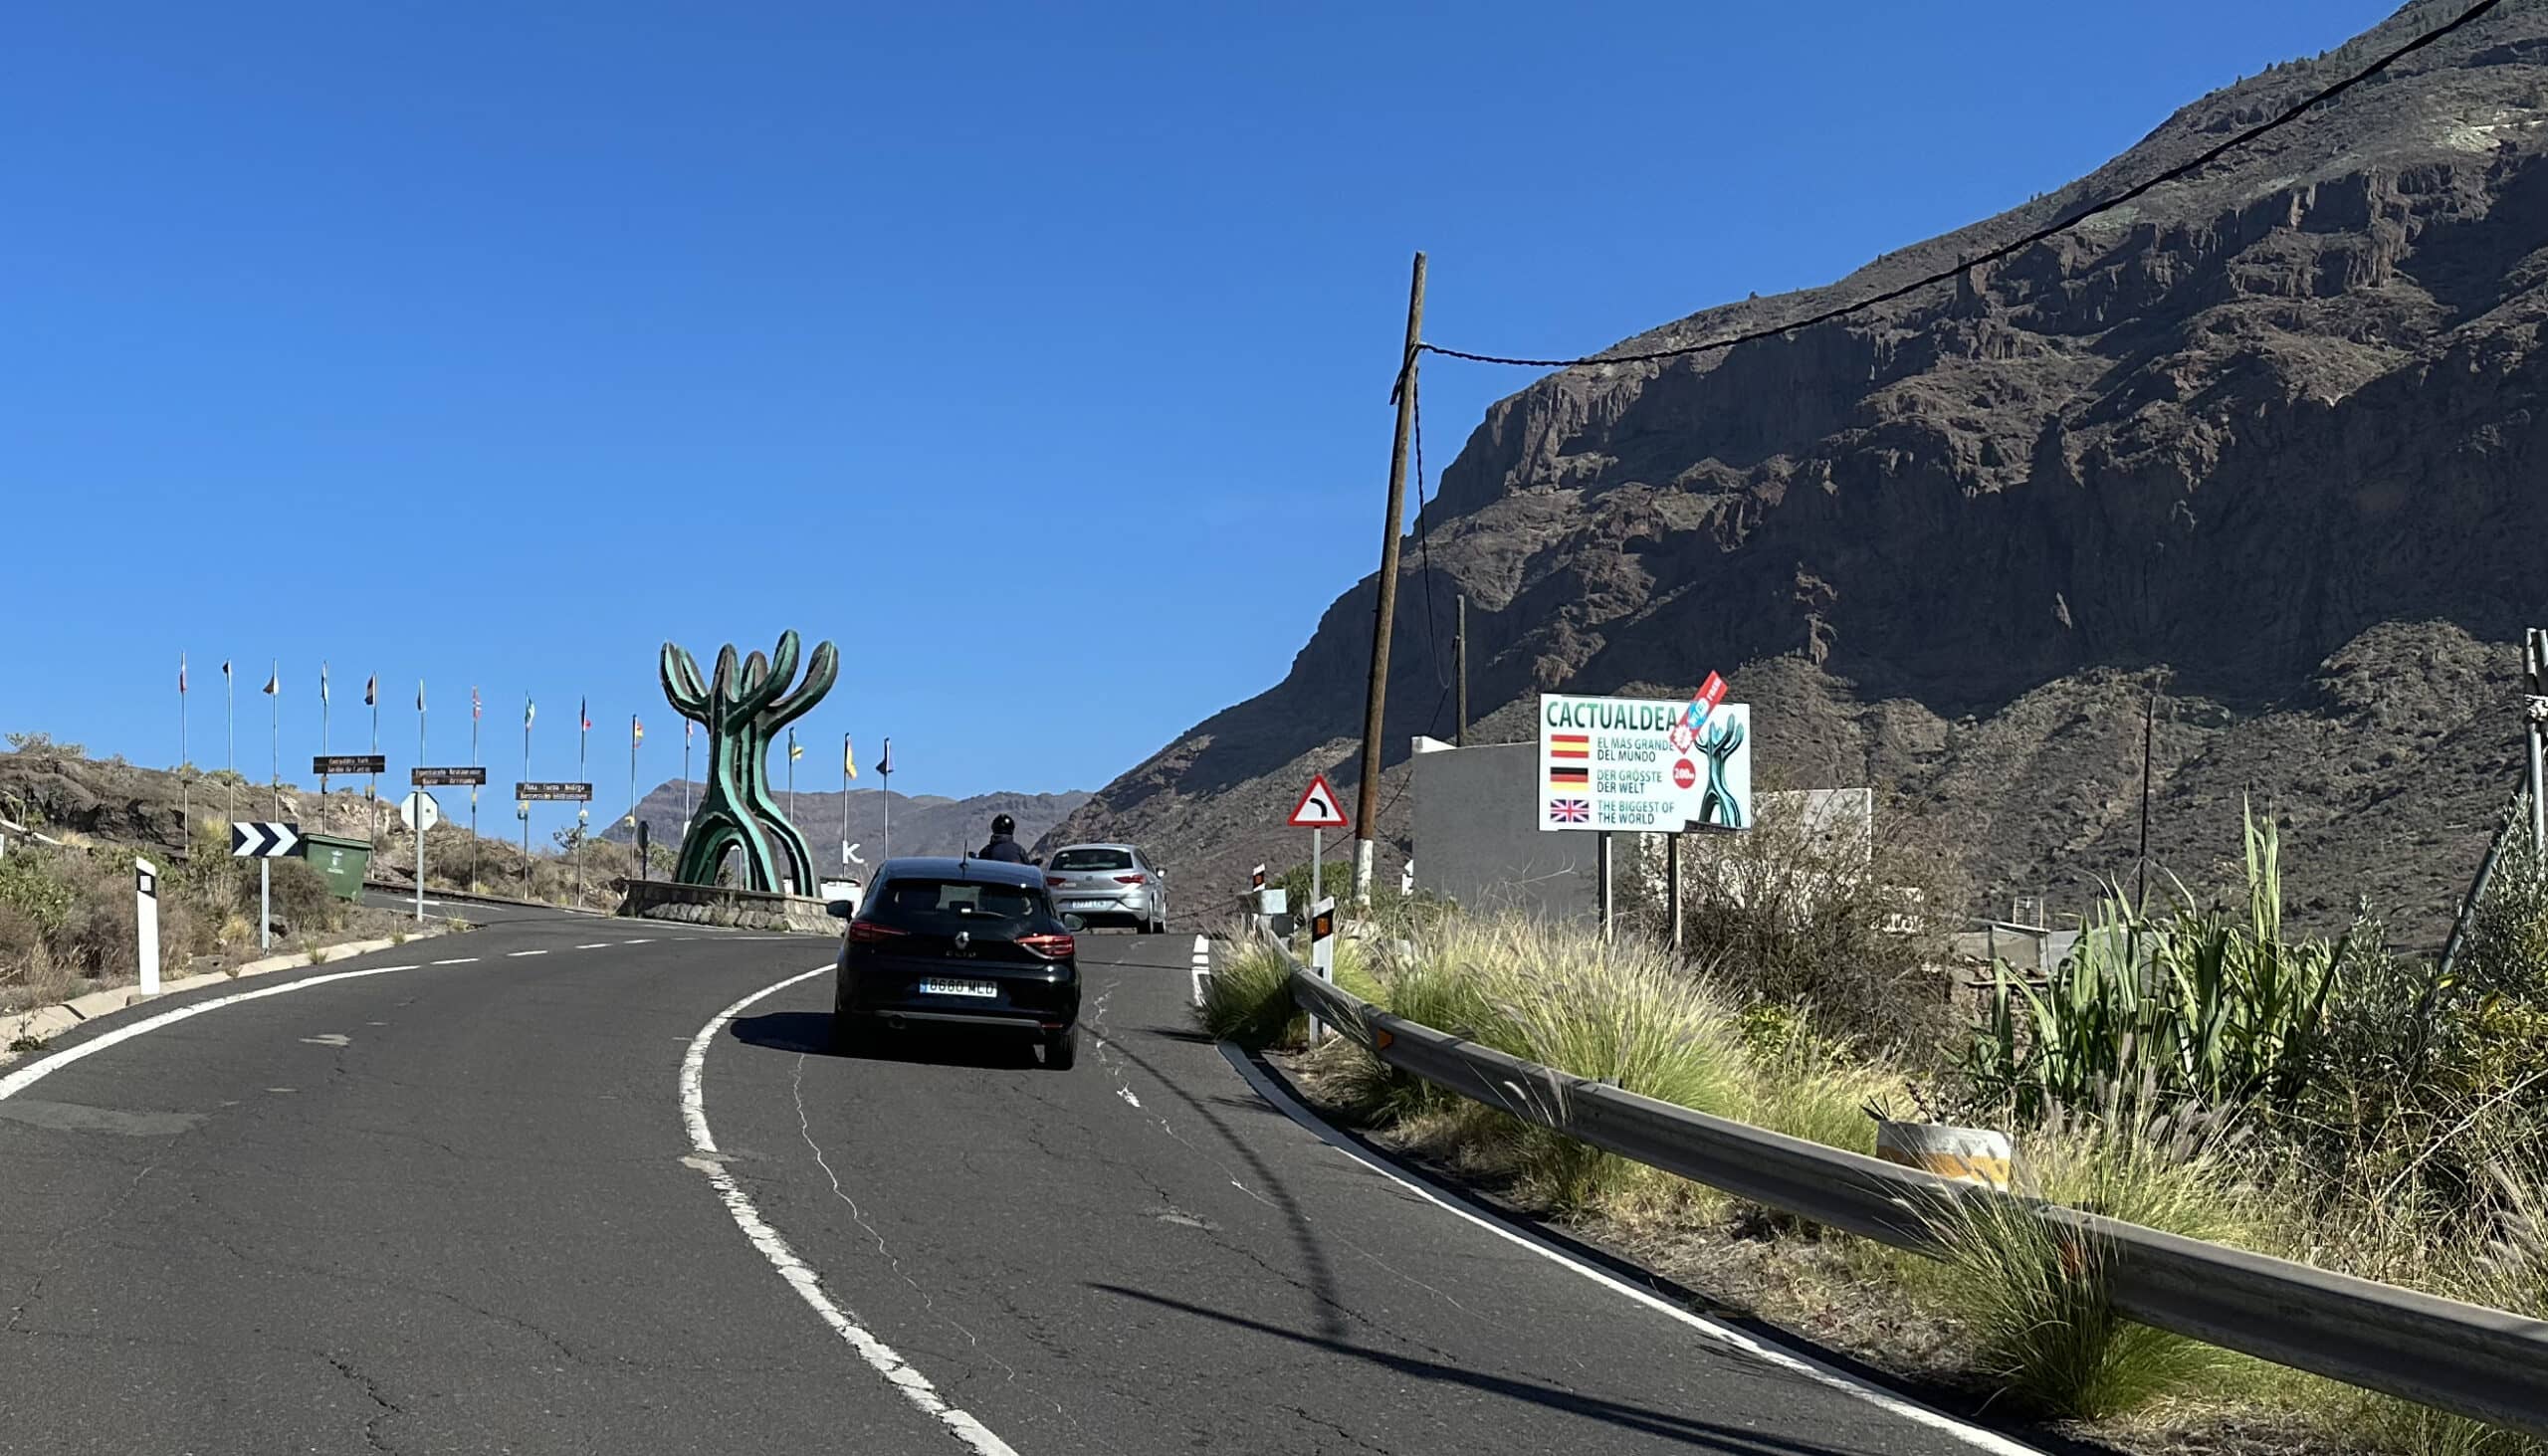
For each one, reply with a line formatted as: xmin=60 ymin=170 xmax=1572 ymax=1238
xmin=1016 ymin=932 xmax=1075 ymax=960
xmin=1113 ymin=874 xmax=1147 ymax=885
xmin=1047 ymin=876 xmax=1070 ymax=887
xmin=846 ymin=921 xmax=908 ymax=944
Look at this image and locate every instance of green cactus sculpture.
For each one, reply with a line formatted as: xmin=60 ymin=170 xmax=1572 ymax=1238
xmin=661 ymin=630 xmax=839 ymax=894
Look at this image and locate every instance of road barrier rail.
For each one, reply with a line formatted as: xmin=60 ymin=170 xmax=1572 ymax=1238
xmin=1281 ymin=961 xmax=2548 ymax=1438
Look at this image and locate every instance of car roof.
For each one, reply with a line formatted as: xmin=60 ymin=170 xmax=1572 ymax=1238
xmin=1049 ymin=842 xmax=1140 ymax=854
xmin=871 ymin=856 xmax=1048 ymax=889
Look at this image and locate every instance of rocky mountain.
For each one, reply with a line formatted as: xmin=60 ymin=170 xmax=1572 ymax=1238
xmin=1044 ymin=0 xmax=2548 ymax=941
xmin=603 ymin=781 xmax=1089 ymax=870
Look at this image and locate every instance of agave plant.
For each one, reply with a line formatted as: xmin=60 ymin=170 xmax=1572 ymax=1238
xmin=1964 ymin=805 xmax=2346 ymax=1124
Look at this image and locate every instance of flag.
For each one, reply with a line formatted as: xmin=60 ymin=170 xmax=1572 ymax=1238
xmin=1548 ymin=765 xmax=1591 ymax=792
xmin=788 ymin=729 xmax=803 ymax=762
xmin=417 ymin=681 xmax=426 ymax=713
xmin=525 ymin=696 xmax=534 ymax=728
xmin=364 ymin=674 xmax=377 ymax=708
xmin=320 ymin=662 xmax=330 ymax=706
xmin=1549 ymin=798 xmax=1591 ymax=824
xmin=843 ymin=734 xmax=856 ymax=778
xmin=472 ymin=686 xmax=481 ymax=721
xmin=221 ymin=660 xmax=232 ymax=682
xmin=1549 ymin=733 xmax=1590 ymax=760
xmin=178 ymin=654 xmax=188 ymax=695
xmin=878 ymin=737 xmax=894 ymax=775
xmin=262 ymin=666 xmax=278 ymax=695
xmin=580 ymin=698 xmax=591 ymax=733
xmin=632 ymin=715 xmax=644 ymax=747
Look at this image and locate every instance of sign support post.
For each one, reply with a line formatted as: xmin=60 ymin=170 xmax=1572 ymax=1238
xmin=134 ymin=857 xmax=159 ymax=996
xmin=1666 ymin=832 xmax=1683 ymax=953
xmin=260 ymin=859 xmax=272 ymax=950
xmin=231 ymin=820 xmax=304 ymax=950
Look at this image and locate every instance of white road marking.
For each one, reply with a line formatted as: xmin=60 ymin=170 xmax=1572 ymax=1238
xmin=431 ymin=957 xmax=478 ymax=965
xmin=1220 ymin=1046 xmax=2047 ymax=1456
xmin=681 ymin=964 xmax=1019 ymax=1456
xmin=507 ymin=950 xmax=549 ymax=957
xmin=575 ymin=943 xmax=611 ymax=950
xmin=622 ymin=938 xmax=654 ymax=944
xmin=1 ymin=963 xmax=433 ymax=1102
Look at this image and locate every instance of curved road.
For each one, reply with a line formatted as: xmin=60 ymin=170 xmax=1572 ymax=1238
xmin=0 ymin=913 xmax=2026 ymax=1454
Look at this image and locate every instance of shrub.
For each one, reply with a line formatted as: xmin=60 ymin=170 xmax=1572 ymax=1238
xmin=1917 ymin=1096 xmax=2261 ymax=1420
xmin=1199 ymin=936 xmax=1303 ymax=1048
xmin=1615 ymin=784 xmax=1969 ymax=1048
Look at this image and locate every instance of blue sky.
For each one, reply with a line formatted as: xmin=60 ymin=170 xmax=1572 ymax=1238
xmin=1 ymin=0 xmax=2396 ymax=841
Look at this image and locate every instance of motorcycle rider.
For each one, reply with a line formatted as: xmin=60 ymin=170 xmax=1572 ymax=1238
xmin=976 ymin=813 xmax=1033 ymax=865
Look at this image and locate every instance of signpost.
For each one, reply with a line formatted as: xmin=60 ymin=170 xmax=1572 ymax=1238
xmin=314 ymin=754 xmax=385 ymax=776
xmin=515 ymin=782 xmax=594 ymax=802
xmin=411 ymin=765 xmax=487 ymax=787
xmin=134 ymin=856 xmax=160 ymax=996
xmin=1287 ymin=772 xmax=1350 ymax=928
xmin=400 ymin=790 xmax=441 ymax=923
xmin=230 ymin=821 xmax=305 ymax=949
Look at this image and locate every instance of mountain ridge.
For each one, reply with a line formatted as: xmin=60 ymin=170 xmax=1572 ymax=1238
xmin=1042 ymin=0 xmax=2548 ymax=937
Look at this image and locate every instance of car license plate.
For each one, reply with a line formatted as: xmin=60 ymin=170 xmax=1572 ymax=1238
xmin=919 ymin=978 xmax=997 ymax=998
xmin=1068 ymin=899 xmax=1108 ymax=910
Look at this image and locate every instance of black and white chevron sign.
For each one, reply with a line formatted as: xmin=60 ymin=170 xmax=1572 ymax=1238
xmin=229 ymin=821 xmax=304 ymax=859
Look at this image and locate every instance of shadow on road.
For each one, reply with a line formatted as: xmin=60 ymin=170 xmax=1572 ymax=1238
xmin=1095 ymin=1284 xmax=1912 ymax=1456
xmin=729 ymin=1010 xmax=1038 ymax=1070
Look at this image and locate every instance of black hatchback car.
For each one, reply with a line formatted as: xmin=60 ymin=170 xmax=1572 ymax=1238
xmin=828 ymin=857 xmax=1083 ymax=1069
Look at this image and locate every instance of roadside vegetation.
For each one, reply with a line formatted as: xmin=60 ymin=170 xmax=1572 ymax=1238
xmin=1205 ymin=802 xmax=2548 ymax=1455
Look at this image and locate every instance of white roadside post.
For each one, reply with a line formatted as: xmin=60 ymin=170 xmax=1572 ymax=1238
xmin=1308 ymin=896 xmax=1338 ymax=1043
xmin=134 ymin=857 xmax=160 ymax=996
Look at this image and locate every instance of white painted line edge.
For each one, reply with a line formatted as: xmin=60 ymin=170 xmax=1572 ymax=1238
xmin=507 ymin=950 xmax=549 ymax=957
xmin=430 ymin=957 xmax=479 ymax=965
xmin=575 ymin=943 xmax=611 ymax=949
xmin=2 ymin=962 xmax=434 ymax=1102
xmin=622 ymin=938 xmax=654 ymax=944
xmin=681 ymin=964 xmax=1019 ymax=1456
xmin=1218 ymin=1043 xmax=2049 ymax=1456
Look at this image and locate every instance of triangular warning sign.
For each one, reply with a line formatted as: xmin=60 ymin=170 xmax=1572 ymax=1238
xmin=1287 ymin=771 xmax=1351 ymax=829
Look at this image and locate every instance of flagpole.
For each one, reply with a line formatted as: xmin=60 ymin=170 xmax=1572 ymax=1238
xmin=269 ymin=659 xmax=280 ymax=820
xmin=628 ymin=717 xmax=639 ymax=840
xmin=841 ymin=734 xmax=851 ymax=871
xmin=683 ymin=723 xmax=693 ymax=835
xmin=881 ymin=737 xmax=893 ymax=862
xmin=319 ymin=662 xmax=331 ymax=830
xmin=470 ymin=687 xmax=481 ymax=894
xmin=224 ymin=662 xmax=236 ymax=826
xmin=787 ymin=727 xmax=797 ymax=837
xmin=179 ymin=654 xmax=190 ymax=837
xmin=523 ymin=697 xmax=532 ymax=870
xmin=369 ymin=679 xmax=380 ymax=845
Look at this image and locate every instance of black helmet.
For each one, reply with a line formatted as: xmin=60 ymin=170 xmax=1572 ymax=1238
xmin=991 ymin=813 xmax=1016 ymax=837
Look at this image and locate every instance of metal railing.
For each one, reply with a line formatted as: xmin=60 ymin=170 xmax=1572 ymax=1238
xmin=1282 ymin=963 xmax=2548 ymax=1438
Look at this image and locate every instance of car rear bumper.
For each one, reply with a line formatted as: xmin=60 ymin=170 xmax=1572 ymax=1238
xmin=836 ymin=959 xmax=1080 ymax=1030
xmin=1051 ymin=890 xmax=1160 ymax=922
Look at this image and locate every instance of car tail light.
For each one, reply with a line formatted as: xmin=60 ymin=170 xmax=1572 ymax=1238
xmin=1047 ymin=876 xmax=1070 ymax=887
xmin=847 ymin=921 xmax=907 ymax=944
xmin=1113 ymin=874 xmax=1146 ymax=885
xmin=1017 ymin=932 xmax=1075 ymax=960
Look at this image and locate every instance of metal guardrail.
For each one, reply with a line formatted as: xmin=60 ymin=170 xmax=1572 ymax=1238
xmin=1283 ymin=963 xmax=2548 ymax=1439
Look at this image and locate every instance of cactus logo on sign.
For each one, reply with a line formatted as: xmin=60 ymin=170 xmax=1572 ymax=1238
xmin=1538 ymin=693 xmax=1751 ymax=833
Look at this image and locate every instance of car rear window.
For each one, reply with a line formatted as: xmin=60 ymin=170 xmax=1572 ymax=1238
xmin=1051 ymin=848 xmax=1134 ymax=872
xmin=864 ymin=878 xmax=1045 ymax=931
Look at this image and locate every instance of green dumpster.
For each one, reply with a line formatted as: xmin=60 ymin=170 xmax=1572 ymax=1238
xmin=301 ymin=832 xmax=373 ymax=901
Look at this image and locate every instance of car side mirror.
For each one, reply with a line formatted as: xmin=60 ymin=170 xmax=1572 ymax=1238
xmin=826 ymin=901 xmax=855 ymax=920
xmin=1062 ymin=914 xmax=1087 ymax=933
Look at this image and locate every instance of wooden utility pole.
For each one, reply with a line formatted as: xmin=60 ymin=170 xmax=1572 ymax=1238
xmin=1455 ymin=593 xmax=1469 ymax=748
xmin=1352 ymin=250 xmax=1426 ymax=906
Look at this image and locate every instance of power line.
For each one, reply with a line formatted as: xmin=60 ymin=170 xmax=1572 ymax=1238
xmin=1410 ymin=0 xmax=2504 ymax=376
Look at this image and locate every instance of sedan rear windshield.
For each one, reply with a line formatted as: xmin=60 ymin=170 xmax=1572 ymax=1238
xmin=1050 ymin=848 xmax=1135 ymax=872
xmin=863 ymin=878 xmax=1046 ymax=932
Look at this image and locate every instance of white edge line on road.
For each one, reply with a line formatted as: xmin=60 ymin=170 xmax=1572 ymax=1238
xmin=431 ymin=957 xmax=479 ymax=965
xmin=681 ymin=963 xmax=1019 ymax=1456
xmin=575 ymin=943 xmax=611 ymax=949
xmin=1 ymin=963 xmax=427 ymax=1102
xmin=507 ymin=950 xmax=548 ymax=957
xmin=622 ymin=938 xmax=654 ymax=944
xmin=1218 ymin=1043 xmax=2049 ymax=1456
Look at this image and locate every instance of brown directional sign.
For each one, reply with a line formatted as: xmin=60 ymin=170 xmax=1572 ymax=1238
xmin=412 ymin=766 xmax=488 ymax=786
xmin=515 ymin=781 xmax=593 ymax=802
xmin=314 ymin=754 xmax=387 ymax=776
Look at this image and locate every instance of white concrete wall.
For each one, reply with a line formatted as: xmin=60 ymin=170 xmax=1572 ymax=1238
xmin=1409 ymin=739 xmax=1600 ymax=923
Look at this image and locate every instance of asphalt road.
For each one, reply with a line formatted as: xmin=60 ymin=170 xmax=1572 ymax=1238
xmin=0 ymin=913 xmax=2026 ymax=1455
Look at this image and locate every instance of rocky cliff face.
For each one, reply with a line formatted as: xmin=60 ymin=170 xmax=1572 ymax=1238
xmin=1047 ymin=1 xmax=2548 ymax=938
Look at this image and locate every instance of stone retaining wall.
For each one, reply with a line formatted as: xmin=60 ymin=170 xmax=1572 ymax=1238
xmin=614 ymin=878 xmax=837 ymax=935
